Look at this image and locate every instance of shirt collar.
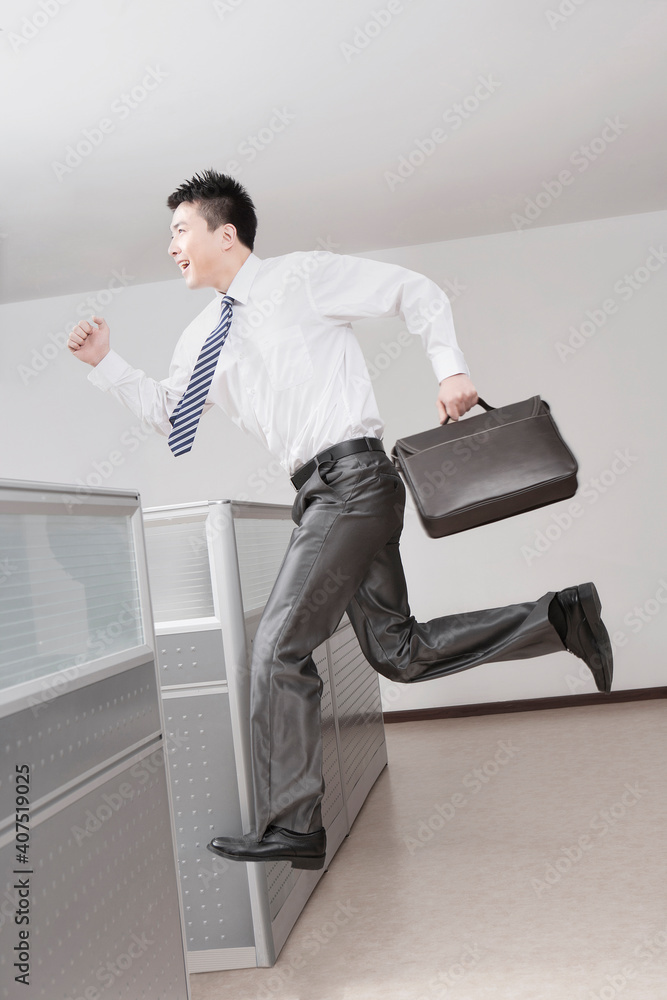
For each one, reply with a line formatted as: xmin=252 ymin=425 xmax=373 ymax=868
xmin=219 ymin=252 xmax=262 ymax=306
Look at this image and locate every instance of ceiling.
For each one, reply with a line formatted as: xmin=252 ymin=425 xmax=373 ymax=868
xmin=2 ymin=0 xmax=666 ymax=304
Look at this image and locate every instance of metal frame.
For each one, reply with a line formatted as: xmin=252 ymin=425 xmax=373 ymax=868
xmin=205 ymin=500 xmax=276 ymax=966
xmin=132 ymin=497 xmax=193 ymax=998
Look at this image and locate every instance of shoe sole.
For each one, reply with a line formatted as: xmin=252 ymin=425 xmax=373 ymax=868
xmin=578 ymin=582 xmax=613 ymax=694
xmin=290 ymin=855 xmax=327 ymax=871
xmin=207 ymin=841 xmax=326 ymax=871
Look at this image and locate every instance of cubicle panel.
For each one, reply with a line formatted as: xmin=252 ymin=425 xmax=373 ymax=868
xmin=328 ymin=623 xmax=387 ymax=807
xmin=142 ymin=514 xmax=215 ymax=624
xmin=232 ymin=517 xmax=296 ymax=615
xmin=156 ymin=628 xmax=226 ymax=686
xmin=0 ymin=509 xmax=144 ymax=691
xmin=0 ymin=659 xmax=161 ymax=827
xmin=0 ymin=481 xmax=191 ymax=997
xmin=265 ymin=858 xmax=297 ymax=923
xmin=162 ymin=691 xmax=255 ymax=952
xmin=0 ymin=747 xmax=188 ymax=998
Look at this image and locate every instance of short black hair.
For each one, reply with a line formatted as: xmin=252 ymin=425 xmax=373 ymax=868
xmin=166 ymin=170 xmax=257 ymax=250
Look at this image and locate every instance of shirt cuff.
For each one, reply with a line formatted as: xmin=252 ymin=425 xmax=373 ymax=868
xmin=431 ymin=348 xmax=470 ymax=383
xmin=87 ymin=349 xmax=134 ymax=390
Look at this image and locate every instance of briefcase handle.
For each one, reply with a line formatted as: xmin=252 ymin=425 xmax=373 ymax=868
xmin=442 ymin=396 xmax=493 ymax=424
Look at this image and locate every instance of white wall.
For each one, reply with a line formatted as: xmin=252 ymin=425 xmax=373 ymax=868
xmin=2 ymin=209 xmax=665 ymax=709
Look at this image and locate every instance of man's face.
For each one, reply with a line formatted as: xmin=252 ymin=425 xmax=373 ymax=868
xmin=168 ymin=201 xmax=226 ymax=289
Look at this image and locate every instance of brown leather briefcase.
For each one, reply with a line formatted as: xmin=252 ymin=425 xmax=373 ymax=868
xmin=390 ymin=396 xmax=579 ymax=538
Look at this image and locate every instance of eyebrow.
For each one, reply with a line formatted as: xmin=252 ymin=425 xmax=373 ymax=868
xmin=169 ymin=221 xmax=188 ymax=233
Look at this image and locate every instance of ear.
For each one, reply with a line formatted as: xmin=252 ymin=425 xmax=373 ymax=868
xmin=219 ymin=223 xmax=237 ymax=251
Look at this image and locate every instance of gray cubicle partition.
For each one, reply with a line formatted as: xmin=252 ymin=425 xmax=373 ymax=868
xmin=142 ymin=499 xmax=387 ymax=972
xmin=0 ymin=479 xmax=190 ymax=1000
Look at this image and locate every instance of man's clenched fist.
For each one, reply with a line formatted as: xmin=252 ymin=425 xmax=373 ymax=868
xmin=437 ymin=373 xmax=478 ymax=423
xmin=67 ymin=315 xmax=110 ymax=367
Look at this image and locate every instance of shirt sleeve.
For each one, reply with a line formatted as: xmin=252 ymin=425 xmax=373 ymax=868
xmin=306 ymin=252 xmax=470 ymax=382
xmin=87 ymin=339 xmax=206 ymax=437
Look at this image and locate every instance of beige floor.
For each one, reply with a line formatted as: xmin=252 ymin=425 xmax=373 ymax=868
xmin=190 ymin=701 xmax=667 ymax=1000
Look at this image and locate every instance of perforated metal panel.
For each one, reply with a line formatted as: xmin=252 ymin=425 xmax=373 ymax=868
xmin=329 ymin=623 xmax=385 ymax=799
xmin=156 ymin=629 xmax=225 ymax=686
xmin=162 ymin=692 xmax=254 ymax=951
xmin=265 ymin=857 xmax=296 ymax=922
xmin=0 ymin=660 xmax=160 ymax=824
xmin=0 ymin=751 xmax=187 ymax=1000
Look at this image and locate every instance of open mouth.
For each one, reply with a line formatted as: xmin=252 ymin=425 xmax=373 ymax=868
xmin=178 ymin=261 xmax=190 ymax=272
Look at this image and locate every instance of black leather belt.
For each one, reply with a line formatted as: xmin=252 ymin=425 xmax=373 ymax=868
xmin=291 ymin=437 xmax=385 ymax=491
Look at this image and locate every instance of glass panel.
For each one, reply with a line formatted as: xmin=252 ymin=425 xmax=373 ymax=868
xmin=0 ymin=512 xmax=143 ymax=691
xmin=143 ymin=517 xmax=215 ymax=623
xmin=233 ymin=517 xmax=294 ymax=613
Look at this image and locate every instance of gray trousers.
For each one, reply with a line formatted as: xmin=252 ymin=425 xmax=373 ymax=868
xmin=249 ymin=449 xmax=567 ymax=839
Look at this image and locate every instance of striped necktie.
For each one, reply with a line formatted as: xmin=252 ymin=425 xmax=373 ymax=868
xmin=168 ymin=294 xmax=234 ymax=456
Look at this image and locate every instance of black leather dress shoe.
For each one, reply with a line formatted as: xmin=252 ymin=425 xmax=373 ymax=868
xmin=207 ymin=824 xmax=326 ymax=870
xmin=556 ymin=582 xmax=613 ymax=693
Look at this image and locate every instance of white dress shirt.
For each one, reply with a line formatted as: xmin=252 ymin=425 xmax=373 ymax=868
xmin=88 ymin=250 xmax=469 ymax=475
